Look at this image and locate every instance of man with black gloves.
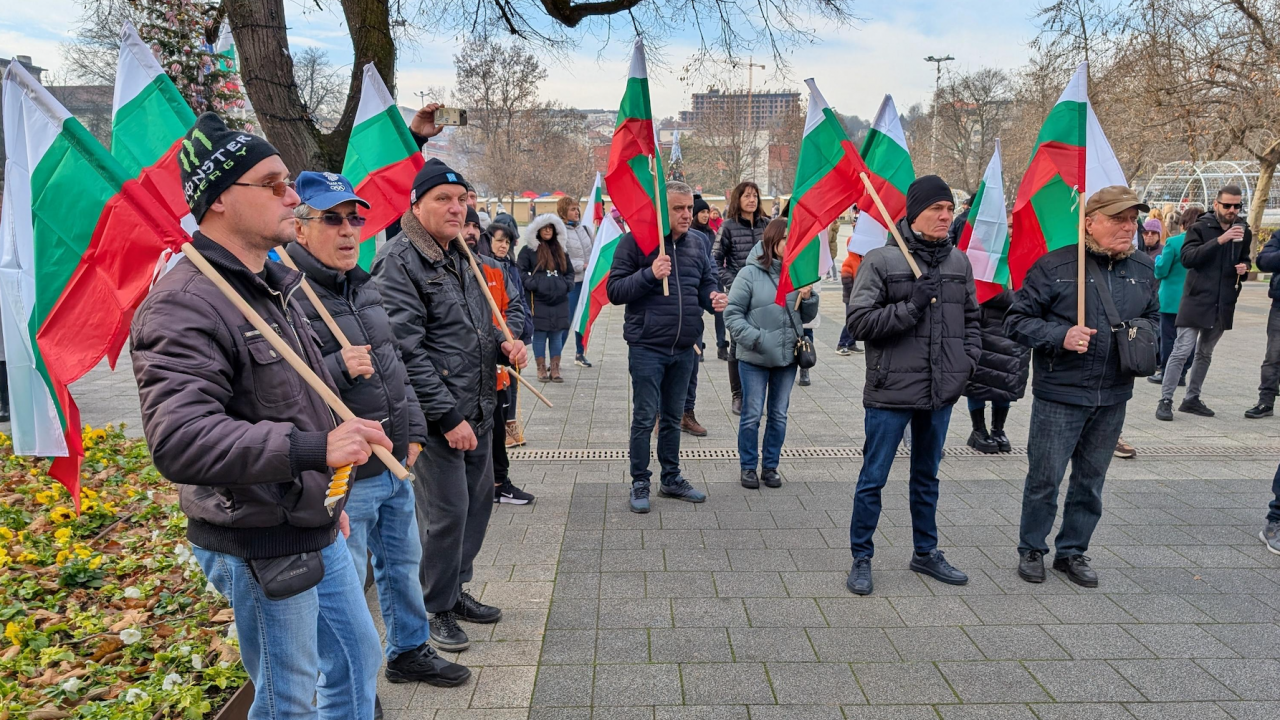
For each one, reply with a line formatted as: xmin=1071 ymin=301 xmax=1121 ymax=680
xmin=1157 ymin=185 xmax=1251 ymax=421
xmin=608 ymin=181 xmax=728 ymax=513
xmin=374 ymin=159 xmax=527 ymax=653
xmin=844 ymin=175 xmax=981 ymax=596
xmin=1006 ymin=186 xmax=1159 ymax=588
xmin=132 ymin=113 xmax=388 ymax=718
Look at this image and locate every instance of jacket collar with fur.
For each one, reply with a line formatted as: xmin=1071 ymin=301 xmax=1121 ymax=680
xmin=400 ymin=207 xmax=468 ymax=264
xmin=521 ymin=213 xmax=569 ymax=251
xmin=1084 ymin=233 xmax=1136 ymax=261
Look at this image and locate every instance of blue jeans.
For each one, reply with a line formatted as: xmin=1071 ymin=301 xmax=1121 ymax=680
xmin=1019 ymin=398 xmax=1126 ymax=559
xmin=344 ymin=469 xmax=431 ymax=661
xmin=850 ymin=406 xmax=952 ymax=558
xmin=967 ymin=397 xmax=1011 ymax=411
xmin=533 ymin=329 xmax=568 ymax=360
xmin=629 ymin=345 xmax=696 ymax=486
xmin=193 ymin=533 xmax=381 ymax=720
xmin=738 ymin=361 xmax=797 ymax=470
xmin=567 ymin=281 xmax=586 ymax=355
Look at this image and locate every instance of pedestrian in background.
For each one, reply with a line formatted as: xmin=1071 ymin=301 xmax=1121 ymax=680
xmin=964 ymin=286 xmax=1030 ymax=454
xmin=713 ymin=181 xmax=769 ymax=415
xmin=1246 ymin=226 xmax=1280 ymax=419
xmin=518 ymin=214 xmax=576 ymax=383
xmin=1150 ymin=205 xmax=1202 ymax=387
xmin=558 ymin=196 xmax=596 ymax=369
xmin=836 ymin=206 xmax=863 ymax=355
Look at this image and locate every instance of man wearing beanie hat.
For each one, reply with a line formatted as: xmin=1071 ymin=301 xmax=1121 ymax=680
xmin=373 ymin=158 xmax=528 ymax=654
xmin=844 ymin=175 xmax=981 ymax=596
xmin=131 ymin=112 xmax=387 ymax=718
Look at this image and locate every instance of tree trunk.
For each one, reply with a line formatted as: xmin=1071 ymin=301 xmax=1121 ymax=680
xmin=319 ymin=0 xmax=396 ymax=167
xmin=1249 ymin=138 xmax=1280 ymax=258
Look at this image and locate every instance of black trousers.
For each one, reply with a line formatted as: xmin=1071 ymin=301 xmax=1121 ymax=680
xmin=493 ymin=388 xmax=510 ymax=484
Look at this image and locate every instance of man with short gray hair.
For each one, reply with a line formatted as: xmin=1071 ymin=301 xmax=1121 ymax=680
xmin=607 ymin=181 xmax=729 ymax=513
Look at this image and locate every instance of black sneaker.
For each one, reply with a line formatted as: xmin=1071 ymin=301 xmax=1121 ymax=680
xmin=574 ymin=354 xmax=593 ymax=368
xmin=1246 ymin=403 xmax=1274 ymax=419
xmin=797 ymin=368 xmax=811 ymax=386
xmin=717 ymin=345 xmax=729 ymax=361
xmin=1052 ymin=554 xmax=1098 ymax=588
xmin=851 ymin=343 xmax=863 ymax=353
xmin=761 ymin=468 xmax=782 ymax=488
xmin=495 ymin=479 xmax=535 ymax=505
xmin=429 ymin=612 xmax=470 ymax=652
xmin=1155 ymin=399 xmax=1174 ymax=421
xmin=835 ymin=345 xmax=852 ymax=356
xmin=1147 ymin=370 xmax=1163 ymax=384
xmin=454 ymin=590 xmax=503 ymax=624
xmin=740 ymin=468 xmax=759 ymax=489
xmin=659 ymin=477 xmax=707 ymax=503
xmin=731 ymin=395 xmax=742 ymax=415
xmin=1179 ymin=397 xmax=1215 ymax=417
xmin=385 ymin=642 xmax=472 ymax=686
xmin=1018 ymin=549 xmax=1045 ymax=584
xmin=846 ymin=557 xmax=873 ymax=595
xmin=909 ymin=549 xmax=968 ymax=585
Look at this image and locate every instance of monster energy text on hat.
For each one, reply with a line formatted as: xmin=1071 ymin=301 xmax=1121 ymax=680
xmin=179 ymin=112 xmax=281 ymax=223
xmin=410 ymin=158 xmax=468 ymax=205
xmin=1085 ymin=186 xmax=1149 ymax=217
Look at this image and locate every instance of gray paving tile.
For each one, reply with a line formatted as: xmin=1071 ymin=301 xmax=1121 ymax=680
xmin=652 ymin=708 xmax=747 ymax=720
xmin=1026 ymin=704 xmax=1137 ymax=720
xmin=744 ymin=598 xmax=827 ymax=627
xmin=1203 ymin=624 xmax=1280 ymax=657
xmin=853 ymin=662 xmax=956 ymax=704
xmin=937 ymin=706 xmax=1037 ymax=720
xmin=962 ymin=595 xmax=1058 ymax=625
xmin=596 ymin=629 xmax=651 ymax=664
xmin=1110 ymin=659 xmax=1238 ymax=701
xmin=1123 ymin=702 xmax=1233 ymax=719
xmin=592 ymin=664 xmax=683 ymax=706
xmin=746 ymin=706 xmax=844 ymax=720
xmin=598 ymin=598 xmax=672 ymax=628
xmin=816 ymin=598 xmax=906 ymax=627
xmin=540 ymin=630 xmax=597 ymax=665
xmin=679 ymin=662 xmax=775 ymax=705
xmin=1038 ymin=596 xmax=1137 ymax=625
xmin=672 ymin=598 xmax=751 ymax=628
xmin=888 ymin=596 xmax=982 ymax=627
xmin=806 ymin=627 xmax=900 ymax=662
xmin=964 ymin=626 xmax=1070 ymax=661
xmin=1121 ymin=624 xmax=1240 ymax=659
xmin=713 ymin=572 xmax=789 ymax=597
xmin=840 ymin=708 xmax=941 ymax=720
xmin=1024 ymin=661 xmax=1144 ymax=702
xmin=649 ymin=628 xmax=733 ymax=663
xmin=1197 ymin=659 xmax=1280 ymax=700
xmin=646 ymin=572 xmax=717 ymax=598
xmin=1043 ymin=624 xmax=1155 ymax=660
xmin=766 ymin=662 xmax=864 ymax=704
xmin=1217 ymin=701 xmax=1280 ymax=720
xmin=531 ymin=665 xmax=594 ymax=707
xmin=728 ymin=627 xmax=817 ymax=662
xmin=938 ymin=661 xmax=1050 ymax=703
xmin=886 ymin=626 xmax=984 ymax=661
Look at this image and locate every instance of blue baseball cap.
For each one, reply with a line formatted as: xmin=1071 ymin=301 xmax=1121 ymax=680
xmin=295 ymin=171 xmax=371 ymax=211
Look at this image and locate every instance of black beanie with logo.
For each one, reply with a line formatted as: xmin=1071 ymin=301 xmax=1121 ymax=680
xmin=179 ymin=112 xmax=280 ymax=223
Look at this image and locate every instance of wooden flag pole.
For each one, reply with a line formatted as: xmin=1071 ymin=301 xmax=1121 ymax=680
xmin=1076 ymin=186 xmax=1086 ymax=324
xmin=859 ymin=172 xmax=922 ymax=279
xmin=650 ymin=153 xmax=669 ymax=296
xmin=456 ymin=237 xmax=555 ymax=409
xmin=272 ymin=246 xmax=373 ymax=379
xmin=181 ymin=242 xmax=412 ymax=481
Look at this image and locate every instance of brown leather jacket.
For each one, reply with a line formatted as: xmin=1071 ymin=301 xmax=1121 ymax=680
xmin=130 ymin=234 xmax=340 ymax=559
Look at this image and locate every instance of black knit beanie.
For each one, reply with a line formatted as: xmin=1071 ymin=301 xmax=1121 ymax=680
xmin=410 ymin=158 xmax=468 ymax=205
xmin=906 ymin=175 xmax=953 ymax=224
xmin=465 ymin=206 xmax=481 ymax=228
xmin=693 ymin=194 xmax=710 ymax=217
xmin=180 ymin=112 xmax=280 ymax=223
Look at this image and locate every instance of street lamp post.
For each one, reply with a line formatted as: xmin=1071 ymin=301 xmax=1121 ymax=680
xmin=924 ymin=55 xmax=954 ymax=174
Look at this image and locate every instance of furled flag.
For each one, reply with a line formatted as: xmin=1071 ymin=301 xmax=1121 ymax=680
xmin=777 ymin=79 xmax=868 ymax=302
xmin=583 ymin=171 xmax=604 ymax=233
xmin=958 ymin=141 xmax=1010 ymax=304
xmin=343 ymin=63 xmax=426 ymax=270
xmin=670 ymin=128 xmax=683 ymax=163
xmin=1009 ymin=62 xmax=1126 ymax=288
xmin=847 ymin=95 xmax=916 ymax=256
xmin=1 ymin=61 xmax=186 ymax=508
xmin=604 ymin=37 xmax=667 ymax=254
xmin=112 ymin=21 xmax=198 ymax=236
xmin=571 ymin=213 xmax=625 ymax=350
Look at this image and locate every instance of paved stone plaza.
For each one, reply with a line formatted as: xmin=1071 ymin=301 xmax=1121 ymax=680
xmin=69 ymin=281 xmax=1280 ymax=719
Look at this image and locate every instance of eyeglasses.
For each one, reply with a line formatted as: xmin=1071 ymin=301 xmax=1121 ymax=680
xmin=300 ymin=212 xmax=367 ymax=228
xmin=231 ymin=179 xmax=296 ymax=198
xmin=1219 ymin=202 xmax=1242 ymax=210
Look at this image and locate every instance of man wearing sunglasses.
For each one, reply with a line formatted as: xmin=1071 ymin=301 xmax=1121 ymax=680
xmin=1156 ymin=185 xmax=1252 ymax=422
xmin=285 ymin=171 xmax=472 ymax=688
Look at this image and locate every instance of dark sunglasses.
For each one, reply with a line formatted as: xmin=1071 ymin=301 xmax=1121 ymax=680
xmin=231 ymin=179 xmax=296 ymax=198
xmin=1219 ymin=202 xmax=1242 ymax=210
xmin=300 ymin=212 xmax=368 ymax=228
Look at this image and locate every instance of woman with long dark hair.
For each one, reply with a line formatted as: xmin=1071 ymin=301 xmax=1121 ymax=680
xmin=517 ymin=214 xmax=576 ymax=382
xmin=712 ymin=181 xmax=769 ymax=415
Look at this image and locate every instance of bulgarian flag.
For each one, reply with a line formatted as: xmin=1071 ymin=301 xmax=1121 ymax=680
xmin=0 ymin=62 xmax=185 ymax=508
xmin=342 ymin=63 xmax=425 ymax=270
xmin=112 ymin=21 xmax=198 ymax=236
xmin=584 ymin=171 xmax=604 ymax=233
xmin=777 ymin=79 xmax=867 ymax=301
xmin=1009 ymin=62 xmax=1126 ymax=288
xmin=605 ymin=37 xmax=667 ymax=254
xmin=958 ymin=141 xmax=1010 ymax=304
xmin=847 ymin=95 xmax=915 ymax=256
xmin=571 ymin=213 xmax=624 ymax=350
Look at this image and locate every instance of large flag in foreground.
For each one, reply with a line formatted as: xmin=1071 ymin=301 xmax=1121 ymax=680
xmin=958 ymin=141 xmax=1010 ymax=304
xmin=1009 ymin=62 xmax=1126 ymax=288
xmin=847 ymin=95 xmax=915 ymax=256
xmin=112 ymin=21 xmax=198 ymax=235
xmin=571 ymin=214 xmax=624 ymax=350
xmin=778 ymin=79 xmax=867 ymax=301
xmin=343 ymin=63 xmax=426 ymax=270
xmin=1 ymin=62 xmax=185 ymax=507
xmin=605 ymin=37 xmax=667 ymax=254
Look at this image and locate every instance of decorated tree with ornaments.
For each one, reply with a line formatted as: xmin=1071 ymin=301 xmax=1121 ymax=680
xmin=130 ymin=0 xmax=252 ymax=131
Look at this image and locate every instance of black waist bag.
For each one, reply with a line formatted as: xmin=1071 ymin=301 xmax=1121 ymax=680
xmin=249 ymin=551 xmax=326 ymax=601
xmin=1087 ymin=257 xmax=1157 ymax=377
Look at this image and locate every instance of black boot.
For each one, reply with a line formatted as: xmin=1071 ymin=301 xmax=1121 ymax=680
xmin=0 ymin=361 xmax=9 ymax=423
xmin=990 ymin=404 xmax=1011 ymax=453
xmin=966 ymin=408 xmax=999 ymax=454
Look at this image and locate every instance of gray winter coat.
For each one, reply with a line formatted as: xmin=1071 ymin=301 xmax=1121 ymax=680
xmin=846 ymin=220 xmax=982 ymax=410
xmin=561 ymin=217 xmax=595 ymax=283
xmin=724 ymin=242 xmax=820 ymax=368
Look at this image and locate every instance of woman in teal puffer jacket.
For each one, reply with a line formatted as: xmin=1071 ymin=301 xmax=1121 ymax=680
xmin=1152 ymin=205 xmax=1203 ymax=385
xmin=724 ymin=219 xmax=820 ymax=489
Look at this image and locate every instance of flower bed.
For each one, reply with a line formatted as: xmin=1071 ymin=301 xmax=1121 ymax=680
xmin=1 ymin=425 xmax=247 ymax=719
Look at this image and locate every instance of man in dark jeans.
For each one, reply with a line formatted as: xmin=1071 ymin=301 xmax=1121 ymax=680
xmin=1245 ymin=228 xmax=1280 ymax=419
xmin=844 ymin=176 xmax=982 ymax=596
xmin=607 ymin=181 xmax=728 ymax=513
xmin=1006 ymin=186 xmax=1159 ymax=588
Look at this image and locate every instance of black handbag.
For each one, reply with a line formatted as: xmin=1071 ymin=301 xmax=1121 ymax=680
xmin=783 ymin=290 xmax=818 ymax=369
xmin=1086 ymin=256 xmax=1158 ymax=378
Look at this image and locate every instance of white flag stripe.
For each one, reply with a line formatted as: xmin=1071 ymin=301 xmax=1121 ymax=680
xmin=583 ymin=172 xmax=603 ymax=234
xmin=353 ymin=63 xmax=395 ymax=128
xmin=628 ymin=37 xmax=648 ymax=79
xmin=113 ymin=22 xmax=163 ymax=116
xmin=965 ymin=140 xmax=1008 ymax=284
xmin=571 ymin=214 xmax=624 ymax=331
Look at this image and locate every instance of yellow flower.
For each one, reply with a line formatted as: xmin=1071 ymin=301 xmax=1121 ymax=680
xmin=16 ymin=552 xmax=37 ymax=563
xmin=73 ymin=544 xmax=91 ymax=559
xmin=102 ymin=502 xmax=118 ymax=514
xmin=81 ymin=488 xmax=98 ymax=499
xmin=55 ymin=550 xmax=70 ymax=566
xmin=0 ymin=528 xmax=12 ymax=541
xmin=0 ymin=548 xmax=10 ymax=564
xmin=50 ymin=507 xmax=75 ymax=524
xmin=88 ymin=555 xmax=103 ymax=569
xmin=4 ymin=621 xmax=20 ymax=646
xmin=34 ymin=491 xmax=53 ymax=505
xmin=81 ymin=500 xmax=98 ymax=514
xmin=53 ymin=528 xmax=72 ymax=543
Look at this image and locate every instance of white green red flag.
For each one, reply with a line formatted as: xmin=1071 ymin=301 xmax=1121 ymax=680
xmin=604 ymin=37 xmax=668 ymax=254
xmin=342 ymin=63 xmax=426 ymax=270
xmin=958 ymin=141 xmax=1010 ymax=303
xmin=571 ymin=213 xmax=624 ymax=350
xmin=847 ymin=95 xmax=915 ymax=256
xmin=584 ymin=172 xmax=604 ymax=233
xmin=1 ymin=61 xmax=185 ymax=508
xmin=1009 ymin=62 xmax=1125 ymax=288
xmin=112 ymin=21 xmax=199 ymax=236
xmin=777 ymin=79 xmax=867 ymax=301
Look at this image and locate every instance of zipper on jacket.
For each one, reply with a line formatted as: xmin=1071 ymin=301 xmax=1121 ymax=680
xmin=344 ymin=293 xmax=398 ymax=456
xmin=671 ymin=236 xmax=683 ymax=355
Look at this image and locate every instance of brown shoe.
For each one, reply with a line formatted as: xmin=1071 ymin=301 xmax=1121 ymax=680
xmin=681 ymin=410 xmax=708 ymax=437
xmin=536 ymin=357 xmax=549 ymax=382
xmin=549 ymin=356 xmax=564 ymax=383
xmin=505 ymin=420 xmax=525 ymax=448
xmin=1113 ymin=436 xmax=1136 ymax=459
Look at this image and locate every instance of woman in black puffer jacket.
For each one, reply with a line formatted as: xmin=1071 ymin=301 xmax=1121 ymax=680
xmin=712 ymin=181 xmax=769 ymax=414
xmin=964 ymin=288 xmax=1030 ymax=453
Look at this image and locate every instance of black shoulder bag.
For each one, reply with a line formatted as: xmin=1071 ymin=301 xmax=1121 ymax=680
xmin=784 ymin=291 xmax=818 ymax=369
xmin=1085 ymin=256 xmax=1158 ymax=378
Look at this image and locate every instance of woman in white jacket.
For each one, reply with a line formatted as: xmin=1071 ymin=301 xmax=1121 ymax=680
xmin=557 ymin=195 xmax=595 ymax=368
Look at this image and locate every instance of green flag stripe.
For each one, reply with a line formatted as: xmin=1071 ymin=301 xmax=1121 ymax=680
xmin=785 ymin=237 xmax=822 ymax=289
xmin=790 ymin=108 xmax=848 ymax=201
xmin=1033 ymin=101 xmax=1086 ymax=149
xmin=860 ymin=128 xmax=914 ymax=196
xmin=576 ymin=241 xmax=620 ymax=334
xmin=1028 ymin=177 xmax=1080 ymax=252
xmin=111 ymin=75 xmax=197 ymax=175
xmin=616 ymin=78 xmax=652 ymax=126
xmin=625 ymin=154 xmax=669 ymax=235
xmin=343 ymin=106 xmax=418 ymax=187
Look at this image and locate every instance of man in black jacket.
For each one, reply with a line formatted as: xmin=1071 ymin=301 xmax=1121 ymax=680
xmin=1157 ymin=185 xmax=1251 ymax=421
xmin=374 ymin=159 xmax=527 ymax=653
xmin=132 ymin=114 xmax=391 ymax=718
xmin=844 ymin=175 xmax=982 ymax=596
xmin=288 ymin=171 xmax=470 ymax=687
xmin=1006 ymin=186 xmax=1160 ymax=588
xmin=1247 ymin=229 xmax=1280 ymax=420
xmin=608 ymin=180 xmax=728 ymax=513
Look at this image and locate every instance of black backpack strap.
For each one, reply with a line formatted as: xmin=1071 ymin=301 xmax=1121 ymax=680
xmin=1084 ymin=255 xmax=1123 ymax=331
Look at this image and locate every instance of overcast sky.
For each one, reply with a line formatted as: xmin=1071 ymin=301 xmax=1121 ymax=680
xmin=2 ymin=0 xmax=1041 ymax=121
